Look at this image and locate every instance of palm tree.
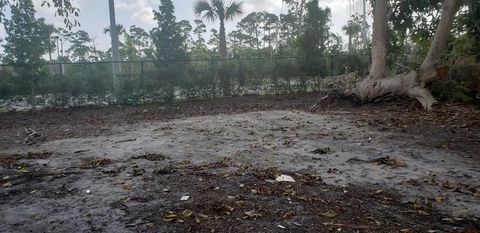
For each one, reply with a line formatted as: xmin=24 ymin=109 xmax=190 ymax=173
xmin=194 ymin=0 xmax=243 ymax=59
xmin=103 ymin=24 xmax=127 ymax=37
xmin=342 ymin=17 xmax=362 ymax=54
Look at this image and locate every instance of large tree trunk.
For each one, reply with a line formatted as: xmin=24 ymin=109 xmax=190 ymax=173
xmin=352 ymin=0 xmax=462 ymax=110
xmin=219 ymin=19 xmax=228 ymax=59
xmin=368 ymin=0 xmax=388 ymax=80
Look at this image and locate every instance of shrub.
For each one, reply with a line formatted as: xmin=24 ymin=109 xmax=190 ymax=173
xmin=430 ymin=79 xmax=473 ymax=102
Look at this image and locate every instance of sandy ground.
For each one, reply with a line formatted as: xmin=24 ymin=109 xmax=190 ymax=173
xmin=0 ymin=108 xmax=479 ymax=232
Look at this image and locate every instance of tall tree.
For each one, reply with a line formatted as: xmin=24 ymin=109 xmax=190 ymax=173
xmin=177 ymin=20 xmax=193 ymax=53
xmin=281 ymin=0 xmax=306 ymax=39
xmin=298 ymin=0 xmax=331 ymax=77
xmin=239 ymin=12 xmax=262 ymax=49
xmin=191 ymin=19 xmax=210 ymax=58
xmin=67 ymin=30 xmax=92 ymax=61
xmin=208 ymin=28 xmax=220 ymax=54
xmin=194 ymin=0 xmax=243 ymax=58
xmin=129 ymin=25 xmax=152 ymax=58
xmin=103 ymin=24 xmax=127 ymax=37
xmin=2 ymin=0 xmax=55 ymax=93
xmin=151 ymin=0 xmax=188 ymax=101
xmin=262 ymin=12 xmax=279 ymax=53
xmin=193 ymin=19 xmax=207 ymax=45
xmin=151 ymin=0 xmax=186 ymax=62
xmin=343 ymin=15 xmax=363 ymax=54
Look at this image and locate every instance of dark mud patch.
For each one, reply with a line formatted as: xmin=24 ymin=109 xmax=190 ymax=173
xmin=132 ymin=153 xmax=169 ymax=161
xmin=113 ymin=166 xmax=479 ymax=233
xmin=79 ymin=158 xmax=114 ymax=169
xmin=0 ymin=154 xmax=478 ymax=233
xmin=0 ymin=151 xmax=52 ymax=167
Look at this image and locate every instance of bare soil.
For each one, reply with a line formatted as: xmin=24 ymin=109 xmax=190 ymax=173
xmin=0 ymin=93 xmax=479 ymax=233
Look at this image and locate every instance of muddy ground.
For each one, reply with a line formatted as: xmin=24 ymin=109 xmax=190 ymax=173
xmin=0 ymin=93 xmax=479 ymax=233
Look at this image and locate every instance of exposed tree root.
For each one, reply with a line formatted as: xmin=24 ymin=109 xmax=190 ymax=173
xmin=343 ymin=0 xmax=462 ymax=111
xmin=310 ymin=91 xmax=359 ymax=111
xmin=352 ymin=70 xmax=441 ymax=110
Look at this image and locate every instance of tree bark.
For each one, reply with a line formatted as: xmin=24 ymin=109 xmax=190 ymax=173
xmin=219 ymin=19 xmax=227 ymax=59
xmin=352 ymin=0 xmax=462 ymax=110
xmin=369 ymin=0 xmax=388 ymax=80
xmin=419 ymin=0 xmax=463 ymax=84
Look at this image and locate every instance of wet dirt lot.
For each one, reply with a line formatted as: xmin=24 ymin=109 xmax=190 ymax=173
xmin=0 ymin=94 xmax=479 ymax=232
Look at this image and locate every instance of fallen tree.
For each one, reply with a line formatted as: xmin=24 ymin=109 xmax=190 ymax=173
xmin=348 ymin=0 xmax=463 ymax=110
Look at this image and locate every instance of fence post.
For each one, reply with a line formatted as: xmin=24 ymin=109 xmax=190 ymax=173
xmin=273 ymin=57 xmax=278 ymax=94
xmin=140 ymin=61 xmax=145 ymax=102
xmin=208 ymin=59 xmax=215 ymax=98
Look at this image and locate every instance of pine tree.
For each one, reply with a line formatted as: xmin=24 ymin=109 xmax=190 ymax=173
xmin=298 ymin=0 xmax=331 ymax=77
xmin=151 ymin=0 xmax=186 ymax=62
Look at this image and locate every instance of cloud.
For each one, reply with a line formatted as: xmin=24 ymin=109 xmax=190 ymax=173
xmin=116 ymin=1 xmax=137 ymax=10
xmin=317 ymin=0 xmax=372 ymax=36
xmin=116 ymin=0 xmax=155 ymax=26
xmin=242 ymin=0 xmax=283 ymax=14
xmin=133 ymin=8 xmax=154 ymax=25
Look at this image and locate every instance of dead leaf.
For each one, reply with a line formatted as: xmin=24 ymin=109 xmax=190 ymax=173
xmin=452 ymin=208 xmax=469 ymax=216
xmin=417 ymin=210 xmax=430 ymax=216
xmin=121 ymin=183 xmax=133 ymax=191
xmin=224 ymin=205 xmax=235 ymax=212
xmin=1 ymin=182 xmax=12 ymax=188
xmin=442 ymin=217 xmax=464 ymax=223
xmin=243 ymin=210 xmax=262 ymax=219
xmin=235 ymin=200 xmax=247 ymax=207
xmin=474 ymin=192 xmax=480 ymax=199
xmin=181 ymin=210 xmax=193 ymax=218
xmin=163 ymin=213 xmax=178 ymax=222
xmin=371 ymin=157 xmax=406 ymax=167
xmin=373 ymin=190 xmax=384 ymax=195
xmin=320 ymin=211 xmax=337 ymax=218
xmin=282 ymin=210 xmax=295 ymax=220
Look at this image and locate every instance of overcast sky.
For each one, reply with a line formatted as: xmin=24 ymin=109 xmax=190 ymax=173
xmin=0 ymin=0 xmax=372 ymax=52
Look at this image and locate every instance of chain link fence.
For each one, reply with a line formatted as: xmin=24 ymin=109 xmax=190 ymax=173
xmin=0 ymin=55 xmax=370 ymax=110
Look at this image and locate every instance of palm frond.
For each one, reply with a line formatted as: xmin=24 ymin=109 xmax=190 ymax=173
xmin=225 ymin=1 xmax=243 ymax=21
xmin=212 ymin=0 xmax=225 ymax=19
xmin=194 ymin=0 xmax=217 ymax=22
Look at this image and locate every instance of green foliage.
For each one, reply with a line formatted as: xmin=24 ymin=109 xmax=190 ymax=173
xmin=152 ymin=0 xmax=186 ymax=62
xmin=177 ymin=20 xmax=193 ymax=53
xmin=67 ymin=30 xmax=92 ymax=61
xmin=0 ymin=67 xmax=15 ymax=97
xmin=431 ymin=79 xmax=473 ymax=102
xmin=450 ymin=34 xmax=477 ymax=61
xmin=2 ymin=0 xmax=55 ymax=94
xmin=343 ymin=16 xmax=361 ymax=51
xmin=239 ymin=12 xmax=262 ymax=49
xmin=150 ymin=0 xmax=189 ymax=102
xmin=461 ymin=0 xmax=480 ymax=61
xmin=63 ymin=63 xmax=111 ymax=96
xmin=298 ymin=0 xmax=330 ymax=77
xmin=390 ymin=0 xmax=442 ymax=39
xmin=194 ymin=0 xmax=243 ymax=58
